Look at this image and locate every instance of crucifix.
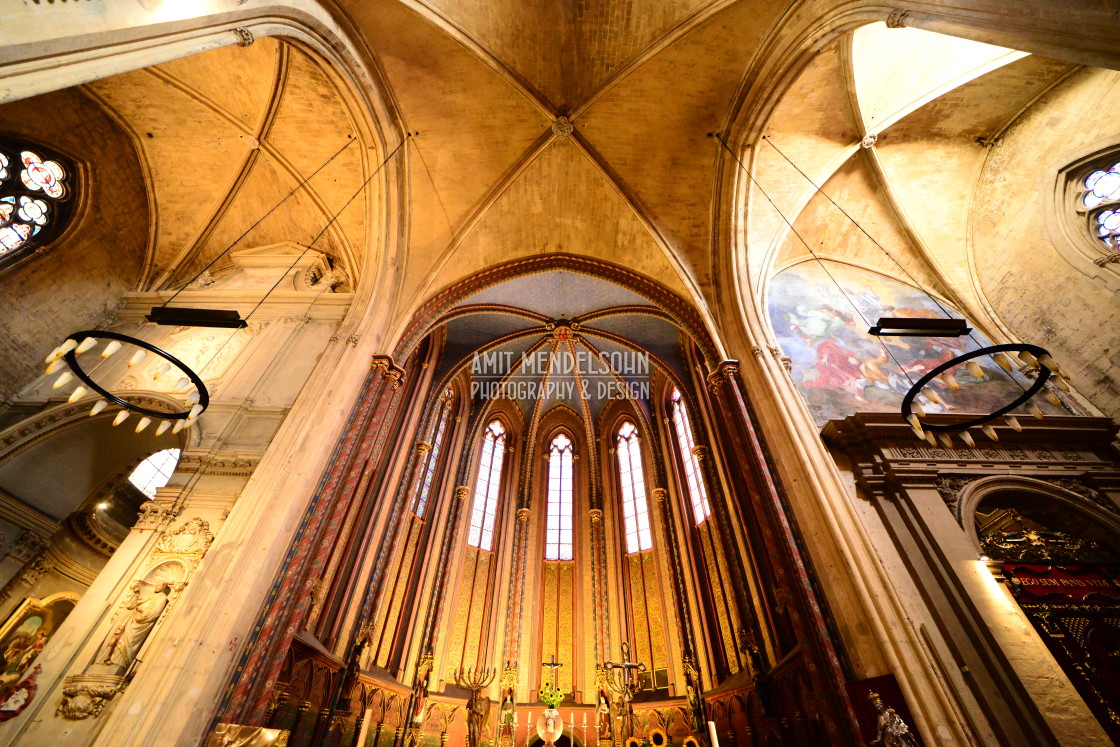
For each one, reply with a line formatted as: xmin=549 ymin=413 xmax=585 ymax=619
xmin=602 ymin=642 xmax=647 ymax=741
xmin=542 ymin=653 xmax=563 ymax=687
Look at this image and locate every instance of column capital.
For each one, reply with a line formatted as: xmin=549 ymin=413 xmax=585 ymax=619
xmin=454 ymin=486 xmax=470 ymax=501
xmin=371 ymin=354 xmax=405 ymax=388
xmin=589 ymin=508 xmax=604 ymax=523
xmin=516 ymin=508 xmax=531 ymax=523
xmin=651 ymin=488 xmax=668 ymax=503
xmin=415 ymin=441 xmax=432 ymax=456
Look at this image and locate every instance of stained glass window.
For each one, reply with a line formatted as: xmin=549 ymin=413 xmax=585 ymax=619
xmin=413 ymin=389 xmax=453 ymax=518
xmin=468 ymin=420 xmax=506 ymax=551
xmin=617 ymin=422 xmax=652 ymax=553
xmin=1082 ymin=161 xmax=1120 ymax=249
xmin=545 ymin=433 xmax=574 ymax=561
xmin=129 ymin=448 xmax=181 ymax=499
xmin=670 ymin=389 xmax=711 ymax=524
xmin=0 ymin=146 xmax=71 ymax=259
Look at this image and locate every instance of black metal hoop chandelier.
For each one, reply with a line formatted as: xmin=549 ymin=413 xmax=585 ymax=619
xmin=42 ymin=133 xmax=410 ymax=435
xmin=714 ymin=132 xmax=1074 ymax=447
xmin=898 ymin=343 xmax=1070 ymax=447
xmin=44 ymin=331 xmax=209 ymax=435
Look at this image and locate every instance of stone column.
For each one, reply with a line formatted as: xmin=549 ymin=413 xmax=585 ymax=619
xmin=222 ymin=355 xmax=407 ymax=724
xmin=707 ymin=361 xmax=860 ymax=744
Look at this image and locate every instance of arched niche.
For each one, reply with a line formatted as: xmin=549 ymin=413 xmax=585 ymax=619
xmin=958 ymin=476 xmax=1120 ymax=742
xmin=0 ymin=400 xmax=185 ymax=523
xmin=957 ymin=476 xmax=1120 ymax=563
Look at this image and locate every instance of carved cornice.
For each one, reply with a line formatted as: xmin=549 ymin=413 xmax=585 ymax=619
xmin=175 ymin=453 xmax=260 ymax=477
xmin=135 ymin=500 xmax=182 ymax=531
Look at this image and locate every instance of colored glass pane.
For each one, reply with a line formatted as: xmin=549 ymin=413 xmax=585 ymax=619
xmin=468 ymin=420 xmax=506 ymax=551
xmin=546 ymin=433 xmax=574 ymax=560
xmin=617 ymin=421 xmax=652 ymax=553
xmin=671 ymin=389 xmax=711 ymax=524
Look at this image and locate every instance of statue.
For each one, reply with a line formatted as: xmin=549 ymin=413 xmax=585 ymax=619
xmin=596 ymin=693 xmax=613 ymax=740
xmin=868 ymin=692 xmax=919 ymax=747
xmin=498 ymin=689 xmax=515 ymax=741
xmin=454 ymin=666 xmax=496 ymax=747
xmin=97 ymin=581 xmax=171 ymax=674
xmin=685 ymin=683 xmax=705 ymax=734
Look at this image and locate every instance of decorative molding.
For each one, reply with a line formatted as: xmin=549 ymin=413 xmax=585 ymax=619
xmin=232 ymin=27 xmax=255 ymax=47
xmin=551 ymin=117 xmax=574 ymax=140
xmin=175 ymin=453 xmax=259 ymax=477
xmin=56 ymin=674 xmax=122 ymax=720
xmin=7 ymin=529 xmax=47 ymax=563
xmin=154 ymin=517 xmax=214 ymax=555
xmin=135 ymin=500 xmax=181 ymax=531
xmin=885 ymin=9 xmax=910 ymax=28
xmin=935 ymin=476 xmax=978 ymax=516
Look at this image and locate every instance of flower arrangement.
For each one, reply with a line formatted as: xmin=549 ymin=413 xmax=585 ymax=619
xmin=649 ymin=728 xmax=668 ymax=746
xmin=682 ymin=736 xmax=701 ymax=747
xmin=624 ymin=738 xmax=644 ymax=747
xmin=538 ymin=682 xmax=565 ymax=708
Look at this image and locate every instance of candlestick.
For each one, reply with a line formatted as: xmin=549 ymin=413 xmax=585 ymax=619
xmin=708 ymin=720 xmax=720 ymax=746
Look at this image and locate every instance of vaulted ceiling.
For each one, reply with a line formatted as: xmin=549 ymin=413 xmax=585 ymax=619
xmin=56 ymin=2 xmax=1118 ymax=417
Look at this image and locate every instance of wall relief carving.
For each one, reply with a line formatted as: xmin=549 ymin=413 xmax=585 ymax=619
xmin=56 ymin=517 xmax=213 ymax=720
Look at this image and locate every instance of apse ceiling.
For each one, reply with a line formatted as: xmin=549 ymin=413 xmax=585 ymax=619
xmin=433 ymin=271 xmax=688 ymax=424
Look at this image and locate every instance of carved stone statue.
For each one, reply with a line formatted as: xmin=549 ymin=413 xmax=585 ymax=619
xmin=868 ymin=692 xmax=919 ymax=747
xmin=96 ymin=581 xmax=171 ymax=674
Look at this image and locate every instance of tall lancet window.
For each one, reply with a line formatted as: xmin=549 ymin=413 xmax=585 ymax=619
xmin=671 ymin=389 xmax=711 ymax=524
xmin=617 ymin=422 xmax=652 ymax=553
xmin=545 ymin=433 xmax=574 ymax=561
xmin=413 ymin=388 xmax=453 ymax=517
xmin=468 ymin=420 xmax=506 ymax=551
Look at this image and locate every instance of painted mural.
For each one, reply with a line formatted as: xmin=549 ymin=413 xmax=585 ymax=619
xmin=768 ymin=261 xmax=1062 ymax=426
xmin=0 ymin=593 xmax=77 ymax=699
